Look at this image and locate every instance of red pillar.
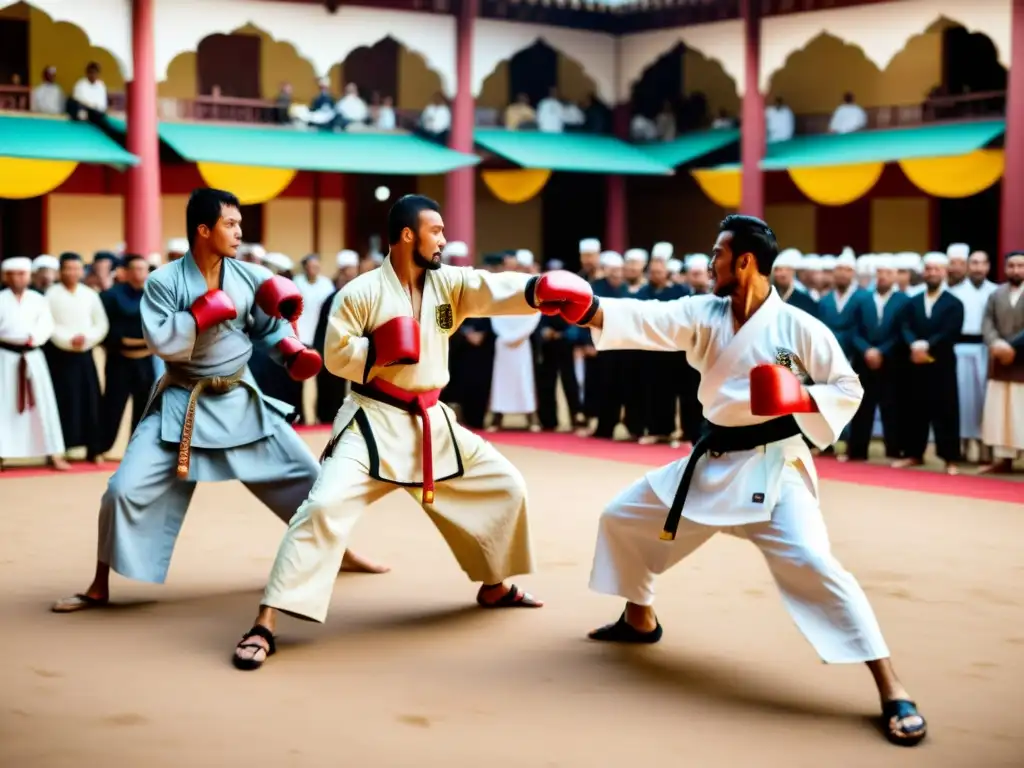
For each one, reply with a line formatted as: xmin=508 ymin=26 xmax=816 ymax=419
xmin=444 ymin=0 xmax=477 ymax=266
xmin=125 ymin=0 xmax=161 ymax=257
xmin=605 ymin=104 xmax=630 ymax=253
xmin=999 ymin=0 xmax=1024 ymax=280
xmin=739 ymin=0 xmax=765 ymax=219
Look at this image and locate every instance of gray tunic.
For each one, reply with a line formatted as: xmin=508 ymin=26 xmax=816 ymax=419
xmin=97 ymin=253 xmax=320 ymax=584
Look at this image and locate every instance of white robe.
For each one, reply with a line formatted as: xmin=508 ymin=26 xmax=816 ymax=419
xmin=949 ymin=278 xmax=998 ymax=440
xmin=588 ymin=289 xmax=890 ymax=664
xmin=0 ymin=289 xmax=65 ymax=459
xmin=489 ymin=314 xmax=541 ymax=415
xmin=294 ymin=274 xmax=336 ymax=346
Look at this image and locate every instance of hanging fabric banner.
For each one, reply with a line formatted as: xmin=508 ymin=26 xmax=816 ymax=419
xmin=0 ymin=157 xmax=78 ymax=199
xmin=481 ymin=169 xmax=552 ymax=204
xmin=690 ymin=167 xmax=741 ymax=209
xmin=196 ymin=162 xmax=298 ymax=205
xmin=899 ymin=150 xmax=1004 ymax=199
xmin=787 ymin=162 xmax=884 ymax=207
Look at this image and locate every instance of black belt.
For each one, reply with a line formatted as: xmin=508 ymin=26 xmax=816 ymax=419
xmin=0 ymin=341 xmax=32 ymax=354
xmin=957 ymin=334 xmax=983 ymax=344
xmin=661 ymin=415 xmax=802 ymax=541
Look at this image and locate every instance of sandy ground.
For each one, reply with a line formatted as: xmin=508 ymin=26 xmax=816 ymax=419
xmin=2 ymin=430 xmax=1023 ymax=768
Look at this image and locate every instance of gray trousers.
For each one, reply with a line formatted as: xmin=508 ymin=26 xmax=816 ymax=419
xmin=97 ymin=412 xmax=319 ymax=584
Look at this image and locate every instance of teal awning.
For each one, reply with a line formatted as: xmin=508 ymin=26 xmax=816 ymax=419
xmin=108 ymin=119 xmax=479 ymax=174
xmin=639 ymin=129 xmax=739 ymax=168
xmin=760 ymin=120 xmax=1006 ymax=170
xmin=0 ymin=114 xmax=138 ymax=165
xmin=474 ymin=128 xmax=673 ymax=175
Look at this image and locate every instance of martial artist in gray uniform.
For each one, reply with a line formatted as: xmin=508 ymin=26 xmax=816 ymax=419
xmin=53 ymin=188 xmax=384 ymax=613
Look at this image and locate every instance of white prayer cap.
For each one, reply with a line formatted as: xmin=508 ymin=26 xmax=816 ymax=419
xmin=624 ymin=248 xmax=649 ymax=265
xmin=599 ymin=250 xmax=623 ymax=268
xmin=855 ymin=254 xmax=876 ymax=272
xmin=248 ymin=244 xmax=267 ymax=261
xmin=263 ymin=252 xmax=294 ymax=272
xmin=685 ymin=253 xmax=710 ymax=270
xmin=32 ymin=254 xmax=59 ymax=271
xmin=666 ymin=258 xmax=683 ymax=275
xmin=772 ymin=248 xmax=802 ymax=271
xmin=874 ymin=254 xmax=897 ymax=271
xmin=800 ymin=254 xmax=821 ymax=270
xmin=651 ymin=241 xmax=673 ymax=261
xmin=371 ymin=251 xmax=385 ymax=264
xmin=923 ymin=251 xmax=949 ymax=268
xmin=579 ymin=237 xmax=601 ymax=253
xmin=336 ymin=249 xmax=359 ymax=268
xmin=2 ymin=257 xmax=32 ymax=273
xmin=167 ymin=238 xmax=189 ymax=254
xmin=946 ymin=242 xmax=970 ymax=261
xmin=147 ymin=252 xmax=163 ymax=267
xmin=515 ymin=249 xmax=534 ymax=267
xmin=819 ymin=255 xmax=837 ymax=271
xmin=835 ymin=247 xmax=856 ymax=269
xmin=443 ymin=241 xmax=468 ymax=259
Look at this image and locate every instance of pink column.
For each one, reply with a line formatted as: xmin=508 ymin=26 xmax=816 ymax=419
xmin=444 ymin=0 xmax=477 ymax=266
xmin=124 ymin=0 xmax=161 ymax=256
xmin=605 ymin=103 xmax=630 ymax=253
xmin=739 ymin=0 xmax=765 ymax=219
xmin=999 ymin=0 xmax=1024 ymax=280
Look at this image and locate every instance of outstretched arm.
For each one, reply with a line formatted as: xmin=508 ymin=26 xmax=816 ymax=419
xmin=452 ymin=268 xmax=536 ymax=319
xmin=584 ymin=297 xmax=698 ymax=354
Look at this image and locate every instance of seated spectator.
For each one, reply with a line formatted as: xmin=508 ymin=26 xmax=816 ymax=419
xmin=630 ymin=112 xmax=658 ymax=142
xmin=766 ymin=96 xmax=795 ymax=142
xmin=336 ymin=82 xmax=369 ymax=129
xmin=304 ymin=78 xmax=337 ymax=129
xmin=536 ymin=87 xmax=564 ymax=133
xmin=711 ymin=109 xmax=736 ymax=129
xmin=31 ymin=66 xmax=65 ymax=115
xmin=275 ymin=81 xmax=293 ymax=124
xmin=655 ymin=100 xmax=677 ymax=141
xmin=375 ymin=95 xmax=396 ymax=130
xmin=563 ymin=99 xmax=586 ymax=131
xmin=583 ymin=93 xmax=609 ymax=133
xmin=505 ymin=93 xmax=537 ymax=130
xmin=420 ymin=92 xmax=451 ymax=140
xmin=67 ymin=62 xmax=107 ymax=123
xmin=829 ymin=92 xmax=868 ymax=134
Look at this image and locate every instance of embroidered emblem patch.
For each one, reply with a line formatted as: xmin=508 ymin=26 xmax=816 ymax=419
xmin=435 ymin=303 xmax=454 ymax=331
xmin=774 ymin=347 xmax=794 ymax=370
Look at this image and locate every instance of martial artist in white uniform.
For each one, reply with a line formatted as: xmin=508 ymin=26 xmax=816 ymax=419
xmin=947 ymin=245 xmax=998 ymax=448
xmin=573 ymin=216 xmax=927 ymax=747
xmin=0 ymin=258 xmax=68 ymax=470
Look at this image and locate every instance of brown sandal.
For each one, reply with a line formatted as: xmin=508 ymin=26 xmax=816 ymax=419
xmin=232 ymin=625 xmax=276 ymax=671
xmin=476 ymin=584 xmax=543 ymax=609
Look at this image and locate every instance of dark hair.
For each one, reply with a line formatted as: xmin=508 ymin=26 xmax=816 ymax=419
xmin=186 ymin=188 xmax=241 ymax=248
xmin=59 ymin=252 xmax=82 ymax=265
xmin=387 ymin=194 xmax=440 ymax=245
xmin=843 ymin=92 xmax=854 ymax=104
xmin=1006 ymin=251 xmax=1024 ymax=262
xmin=719 ymin=214 xmax=778 ymax=276
xmin=86 ymin=61 xmax=100 ymax=72
xmin=93 ymin=250 xmax=116 ymax=263
xmin=123 ymin=253 xmax=147 ymax=266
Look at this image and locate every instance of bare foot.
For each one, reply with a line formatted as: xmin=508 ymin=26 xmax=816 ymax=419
xmin=890 ymin=458 xmax=923 ymax=469
xmin=339 ymin=550 xmax=390 ymax=574
xmin=51 ymin=456 xmax=71 ymax=471
xmin=945 ymin=463 xmax=960 ymax=476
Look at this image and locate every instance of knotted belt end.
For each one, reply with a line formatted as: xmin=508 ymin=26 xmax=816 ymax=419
xmin=659 ymin=530 xmax=675 ymax=541
xmin=422 ymin=489 xmax=435 ymax=505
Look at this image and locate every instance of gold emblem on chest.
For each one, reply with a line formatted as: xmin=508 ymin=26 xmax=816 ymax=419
xmin=435 ymin=303 xmax=454 ymax=331
xmin=774 ymin=347 xmax=794 ymax=370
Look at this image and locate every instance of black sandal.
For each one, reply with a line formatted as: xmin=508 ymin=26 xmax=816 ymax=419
xmin=588 ymin=612 xmax=663 ymax=644
xmin=232 ymin=625 xmax=276 ymax=671
xmin=476 ymin=584 xmax=542 ymax=608
xmin=882 ymin=699 xmax=927 ymax=746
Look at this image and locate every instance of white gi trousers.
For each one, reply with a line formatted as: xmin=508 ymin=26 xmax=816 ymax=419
xmin=590 ymin=464 xmax=890 ymax=664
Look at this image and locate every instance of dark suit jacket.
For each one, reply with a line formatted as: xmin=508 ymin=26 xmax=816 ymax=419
xmin=817 ymin=288 xmax=867 ymax=359
xmin=784 ymin=287 xmax=818 ymax=319
xmin=899 ymin=290 xmax=965 ymax=368
xmin=636 ymin=283 xmax=688 ymax=302
xmin=851 ymin=290 xmax=910 ymax=364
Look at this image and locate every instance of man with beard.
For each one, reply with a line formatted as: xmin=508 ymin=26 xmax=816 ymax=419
xmin=979 ymin=251 xmax=1024 ymax=474
xmin=92 ymin=254 xmax=157 ymax=459
xmin=578 ymin=238 xmax=601 ymax=281
xmin=846 ymin=256 xmax=909 ymax=461
xmin=947 ymin=245 xmax=998 ymax=459
xmin=45 ymin=253 xmax=109 ymax=463
xmin=816 ymin=249 xmax=863 ymax=362
xmin=90 ymin=251 xmax=117 ymax=292
xmin=772 ymin=248 xmax=818 ymax=317
xmin=894 ymin=253 xmax=964 ymax=474
xmin=31 ymin=255 xmax=59 ymax=294
xmin=231 ymin=194 xmax=596 ymax=669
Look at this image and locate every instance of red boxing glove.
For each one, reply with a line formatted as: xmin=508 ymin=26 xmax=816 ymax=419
xmin=277 ymin=336 xmax=322 ymax=381
xmin=527 ymin=270 xmax=598 ymax=325
xmin=255 ymin=275 xmax=303 ymax=323
xmin=749 ymin=364 xmax=817 ymax=417
xmin=371 ymin=316 xmax=420 ymax=366
xmin=191 ymin=289 xmax=237 ymax=333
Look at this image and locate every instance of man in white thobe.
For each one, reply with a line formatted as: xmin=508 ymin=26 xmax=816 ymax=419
xmin=765 ymin=96 xmax=795 ymax=143
xmin=0 ymin=258 xmax=68 ymax=470
xmin=947 ymin=245 xmax=998 ymax=454
xmin=489 ymin=249 xmax=542 ymax=431
xmin=829 ymin=92 xmax=868 ymax=134
xmin=980 ymin=251 xmax=1024 ymax=473
xmin=294 ymin=253 xmax=336 ymax=346
xmin=562 ymin=215 xmax=927 ymax=747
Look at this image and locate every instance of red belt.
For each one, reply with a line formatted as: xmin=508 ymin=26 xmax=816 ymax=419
xmin=355 ymin=379 xmax=442 ymax=504
xmin=0 ymin=342 xmax=35 ymax=413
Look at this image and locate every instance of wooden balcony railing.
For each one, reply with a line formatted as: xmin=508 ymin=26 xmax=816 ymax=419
xmin=794 ymin=90 xmax=1006 ymax=135
xmin=0 ymin=85 xmax=125 ymax=115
